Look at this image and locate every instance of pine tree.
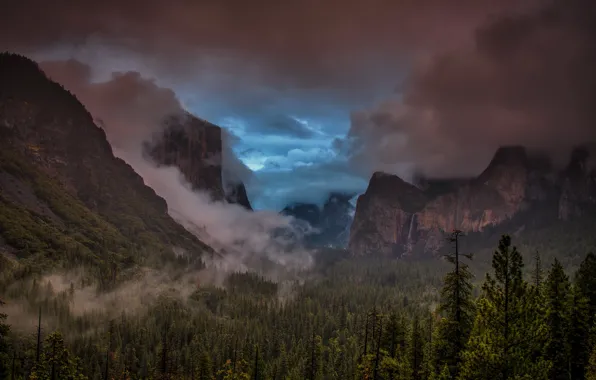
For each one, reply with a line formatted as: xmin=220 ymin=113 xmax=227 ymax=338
xmin=532 ymin=251 xmax=544 ymax=289
xmin=409 ymin=316 xmax=424 ymax=380
xmin=436 ymin=364 xmax=451 ymax=380
xmin=568 ymin=286 xmax=591 ymax=380
xmin=587 ymin=344 xmax=596 ymax=380
xmin=29 ymin=331 xmax=87 ymax=380
xmin=459 ymin=235 xmax=551 ymax=380
xmin=435 ymin=230 xmax=474 ymax=378
xmin=545 ymin=258 xmax=571 ymax=380
xmin=575 ymin=252 xmax=596 ymax=325
xmin=0 ymin=311 xmax=9 ymax=380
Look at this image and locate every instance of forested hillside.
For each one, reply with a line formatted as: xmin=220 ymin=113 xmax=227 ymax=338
xmin=0 ymin=53 xmax=212 ymax=288
xmin=2 ymin=233 xmax=596 ymax=379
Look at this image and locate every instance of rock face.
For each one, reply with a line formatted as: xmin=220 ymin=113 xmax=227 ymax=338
xmin=349 ymin=146 xmax=596 ymax=257
xmin=147 ymin=114 xmax=253 ymax=209
xmin=281 ymin=192 xmax=356 ymax=248
xmin=147 ymin=114 xmax=225 ymax=200
xmin=0 ymin=53 xmax=211 ymax=268
xmin=558 ymin=145 xmax=596 ymax=220
xmin=225 ymin=182 xmax=253 ymax=211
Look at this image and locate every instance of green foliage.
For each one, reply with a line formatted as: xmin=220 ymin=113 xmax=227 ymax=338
xmin=29 ymin=331 xmax=87 ymax=380
xmin=1 ymin=229 xmax=596 ymax=379
xmin=434 ymin=232 xmax=475 ymax=378
xmin=575 ymin=252 xmax=596 ymax=325
xmin=459 ymin=235 xmax=551 ymax=380
xmin=0 ymin=148 xmax=208 ymax=289
xmin=545 ymin=258 xmax=571 ymax=380
xmin=569 ymin=286 xmax=592 ymax=380
xmin=0 ymin=311 xmax=9 ymax=379
xmin=587 ymin=344 xmax=596 ymax=380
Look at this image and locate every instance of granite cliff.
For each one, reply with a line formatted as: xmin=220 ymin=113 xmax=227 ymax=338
xmin=146 ymin=114 xmax=253 ymax=209
xmin=349 ymin=146 xmax=596 ymax=257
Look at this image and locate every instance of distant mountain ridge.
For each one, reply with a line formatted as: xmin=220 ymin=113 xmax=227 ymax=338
xmin=281 ymin=192 xmax=356 ymax=248
xmin=349 ymin=145 xmax=596 ymax=257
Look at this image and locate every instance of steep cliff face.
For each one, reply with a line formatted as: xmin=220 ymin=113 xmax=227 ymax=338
xmin=281 ymin=192 xmax=356 ymax=248
xmin=225 ymin=182 xmax=253 ymax=210
xmin=146 ymin=114 xmax=253 ymax=209
xmin=147 ymin=114 xmax=225 ymax=200
xmin=349 ymin=173 xmax=427 ymax=256
xmin=558 ymin=145 xmax=596 ymax=220
xmin=349 ymin=146 xmax=593 ymax=257
xmin=0 ymin=53 xmax=211 ymax=273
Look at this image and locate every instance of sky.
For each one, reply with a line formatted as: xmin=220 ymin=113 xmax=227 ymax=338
xmin=2 ymin=0 xmax=596 ymax=210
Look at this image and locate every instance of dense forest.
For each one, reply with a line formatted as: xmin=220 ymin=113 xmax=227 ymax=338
xmin=2 ymin=232 xmax=596 ymax=380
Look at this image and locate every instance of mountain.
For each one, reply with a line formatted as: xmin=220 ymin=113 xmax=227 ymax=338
xmin=146 ymin=114 xmax=253 ymax=209
xmin=281 ymin=192 xmax=356 ymax=248
xmin=225 ymin=182 xmax=253 ymax=210
xmin=0 ymin=53 xmax=212 ymax=281
xmin=349 ymin=146 xmax=596 ymax=257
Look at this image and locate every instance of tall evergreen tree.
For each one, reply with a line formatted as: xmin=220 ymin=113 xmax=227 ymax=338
xmin=409 ymin=316 xmax=424 ymax=380
xmin=575 ymin=252 xmax=596 ymax=325
xmin=435 ymin=230 xmax=474 ymax=378
xmin=0 ymin=310 xmax=9 ymax=380
xmin=29 ymin=331 xmax=87 ymax=380
xmin=459 ymin=235 xmax=551 ymax=380
xmin=587 ymin=344 xmax=596 ymax=380
xmin=545 ymin=258 xmax=571 ymax=380
xmin=568 ymin=286 xmax=591 ymax=380
xmin=533 ymin=251 xmax=544 ymax=289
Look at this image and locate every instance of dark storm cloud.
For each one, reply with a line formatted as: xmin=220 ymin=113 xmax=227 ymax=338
xmin=4 ymin=0 xmax=585 ymax=206
xmin=346 ymin=0 xmax=596 ymax=179
xmin=1 ymin=0 xmax=536 ymax=90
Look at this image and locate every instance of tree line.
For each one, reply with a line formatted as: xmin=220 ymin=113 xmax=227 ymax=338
xmin=2 ymin=233 xmax=596 ymax=379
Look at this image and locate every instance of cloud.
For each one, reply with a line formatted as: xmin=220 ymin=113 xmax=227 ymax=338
xmin=4 ymin=0 xmax=585 ymax=206
xmin=1 ymin=0 xmax=534 ymax=88
xmin=344 ymin=0 xmax=596 ymax=178
xmin=41 ymin=59 xmax=183 ymax=153
xmin=251 ymin=160 xmax=369 ymax=211
xmin=39 ymin=59 xmax=313 ymax=276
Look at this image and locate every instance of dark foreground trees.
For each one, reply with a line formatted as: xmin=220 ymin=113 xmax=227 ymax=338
xmin=1 ymin=235 xmax=596 ymax=379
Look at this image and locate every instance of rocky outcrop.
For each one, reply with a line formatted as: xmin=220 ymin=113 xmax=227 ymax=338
xmin=225 ymin=182 xmax=253 ymax=210
xmin=146 ymin=114 xmax=253 ymax=209
xmin=349 ymin=173 xmax=428 ymax=256
xmin=282 ymin=192 xmax=356 ymax=248
xmin=558 ymin=145 xmax=596 ymax=220
xmin=349 ymin=146 xmax=595 ymax=257
xmin=147 ymin=114 xmax=225 ymax=200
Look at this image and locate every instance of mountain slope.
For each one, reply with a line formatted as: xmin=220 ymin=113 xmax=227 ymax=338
xmin=0 ymin=53 xmax=211 ymax=283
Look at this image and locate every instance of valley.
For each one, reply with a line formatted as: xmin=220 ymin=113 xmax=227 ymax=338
xmin=1 ymin=47 xmax=596 ymax=379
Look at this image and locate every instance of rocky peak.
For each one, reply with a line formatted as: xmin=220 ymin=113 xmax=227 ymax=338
xmin=365 ymin=171 xmax=428 ymax=212
xmin=147 ymin=113 xmax=225 ymax=200
xmin=225 ymin=182 xmax=253 ymax=210
xmin=559 ymin=144 xmax=596 ymax=219
xmin=565 ymin=144 xmax=596 ymax=178
xmin=476 ymin=146 xmax=529 ymax=184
